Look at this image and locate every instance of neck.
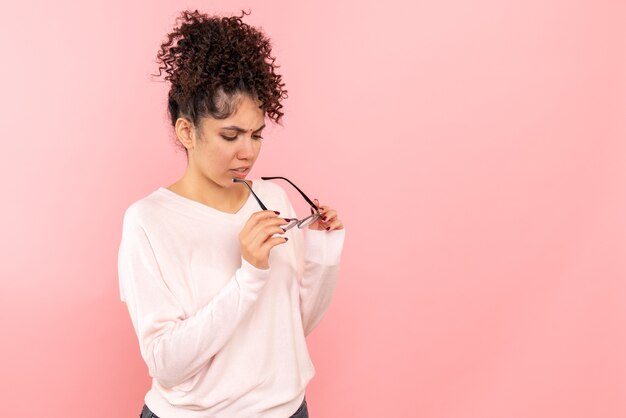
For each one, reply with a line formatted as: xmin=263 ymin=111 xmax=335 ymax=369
xmin=168 ymin=170 xmax=251 ymax=213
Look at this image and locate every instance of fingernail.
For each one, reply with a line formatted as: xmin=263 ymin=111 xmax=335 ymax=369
xmin=274 ymin=211 xmax=280 ymax=215
xmin=326 ymin=227 xmax=330 ymax=230
xmin=284 ymin=237 xmax=289 ymax=241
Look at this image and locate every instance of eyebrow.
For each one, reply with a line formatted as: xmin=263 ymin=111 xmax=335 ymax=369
xmin=221 ymin=124 xmax=266 ymax=133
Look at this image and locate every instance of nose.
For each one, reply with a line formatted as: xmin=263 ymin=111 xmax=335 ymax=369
xmin=237 ymin=135 xmax=256 ymax=160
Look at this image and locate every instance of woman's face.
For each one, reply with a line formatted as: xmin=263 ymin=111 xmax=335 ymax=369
xmin=189 ymin=94 xmax=265 ymax=189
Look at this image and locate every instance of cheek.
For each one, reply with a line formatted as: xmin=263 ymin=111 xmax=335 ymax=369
xmin=193 ymin=151 xmax=225 ymax=173
xmin=205 ymin=145 xmax=233 ymax=166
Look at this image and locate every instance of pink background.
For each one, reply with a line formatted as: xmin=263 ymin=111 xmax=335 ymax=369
xmin=1 ymin=0 xmax=625 ymax=416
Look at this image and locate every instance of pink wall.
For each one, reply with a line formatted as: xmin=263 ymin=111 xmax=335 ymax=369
xmin=1 ymin=0 xmax=625 ymax=416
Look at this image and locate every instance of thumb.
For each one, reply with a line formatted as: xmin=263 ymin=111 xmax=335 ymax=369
xmin=311 ymin=198 xmax=320 ymax=214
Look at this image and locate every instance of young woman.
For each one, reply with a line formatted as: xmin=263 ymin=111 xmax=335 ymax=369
xmin=117 ymin=9 xmax=346 ymax=418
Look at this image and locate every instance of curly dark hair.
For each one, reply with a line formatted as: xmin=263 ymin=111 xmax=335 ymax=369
xmin=152 ymin=9 xmax=288 ymax=153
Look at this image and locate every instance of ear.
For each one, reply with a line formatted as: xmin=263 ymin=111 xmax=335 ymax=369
xmin=175 ymin=117 xmax=196 ymax=151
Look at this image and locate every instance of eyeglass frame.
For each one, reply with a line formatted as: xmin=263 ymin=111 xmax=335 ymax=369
xmin=232 ymin=176 xmax=321 ymax=231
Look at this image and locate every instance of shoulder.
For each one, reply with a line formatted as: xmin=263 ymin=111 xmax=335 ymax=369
xmin=255 ymin=178 xmax=289 ymax=200
xmin=121 ymin=189 xmax=166 ymax=230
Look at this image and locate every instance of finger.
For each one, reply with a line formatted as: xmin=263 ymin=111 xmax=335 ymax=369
xmin=311 ymin=200 xmax=323 ymax=217
xmin=254 ymin=221 xmax=289 ymax=245
xmin=319 ymin=213 xmax=335 ymax=226
xmin=315 ymin=208 xmax=329 ymax=218
xmin=324 ymin=219 xmax=344 ymax=231
xmin=320 ymin=209 xmax=337 ymax=222
xmin=318 ymin=205 xmax=331 ymax=214
xmin=262 ymin=235 xmax=289 ymax=252
xmin=248 ymin=216 xmax=287 ymax=245
xmin=322 ymin=219 xmax=336 ymax=229
xmin=244 ymin=210 xmax=281 ymax=233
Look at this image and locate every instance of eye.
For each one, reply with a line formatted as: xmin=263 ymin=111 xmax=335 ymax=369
xmin=221 ymin=135 xmax=238 ymax=141
xmin=253 ymin=135 xmax=263 ymax=140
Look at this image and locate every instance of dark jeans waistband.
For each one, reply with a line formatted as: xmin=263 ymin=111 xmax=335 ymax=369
xmin=140 ymin=396 xmax=308 ymax=418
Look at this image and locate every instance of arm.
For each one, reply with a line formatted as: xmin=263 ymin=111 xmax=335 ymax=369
xmin=298 ymin=228 xmax=346 ymax=336
xmin=117 ymin=211 xmax=270 ymax=389
xmin=272 ymin=183 xmax=346 ymax=336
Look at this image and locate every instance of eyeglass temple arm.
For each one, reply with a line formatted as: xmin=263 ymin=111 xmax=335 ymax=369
xmin=260 ymin=176 xmax=319 ymax=211
xmin=232 ymin=178 xmax=268 ymax=210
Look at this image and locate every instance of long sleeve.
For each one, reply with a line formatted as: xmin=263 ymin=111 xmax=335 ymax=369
xmin=298 ymin=228 xmax=346 ymax=336
xmin=278 ymin=193 xmax=347 ymax=336
xmin=117 ymin=210 xmax=271 ymax=389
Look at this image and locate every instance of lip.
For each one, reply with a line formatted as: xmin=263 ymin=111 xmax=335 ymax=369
xmin=230 ymin=168 xmax=249 ymax=178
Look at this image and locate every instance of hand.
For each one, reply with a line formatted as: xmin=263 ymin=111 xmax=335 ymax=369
xmin=308 ymin=198 xmax=344 ymax=231
xmin=239 ymin=210 xmax=290 ymax=270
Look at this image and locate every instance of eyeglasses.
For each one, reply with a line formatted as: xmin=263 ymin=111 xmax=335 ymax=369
xmin=232 ymin=176 xmax=321 ymax=231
